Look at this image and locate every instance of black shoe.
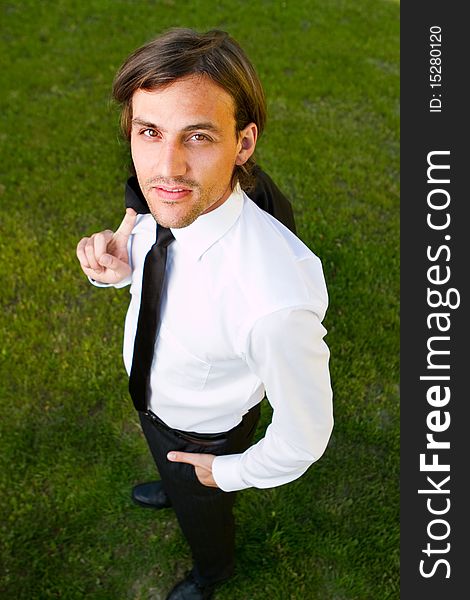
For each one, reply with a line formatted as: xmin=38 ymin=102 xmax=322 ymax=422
xmin=165 ymin=572 xmax=215 ymax=600
xmin=131 ymin=480 xmax=172 ymax=509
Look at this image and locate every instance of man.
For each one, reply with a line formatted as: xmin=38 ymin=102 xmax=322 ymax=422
xmin=76 ymin=28 xmax=333 ymax=600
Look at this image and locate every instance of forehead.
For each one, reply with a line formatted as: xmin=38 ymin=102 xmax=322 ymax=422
xmin=131 ymin=75 xmax=236 ymax=128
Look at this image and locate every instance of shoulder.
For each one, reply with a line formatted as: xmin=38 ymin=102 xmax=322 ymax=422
xmin=239 ymin=194 xmax=312 ymax=260
xmin=226 ymin=194 xmax=328 ymax=321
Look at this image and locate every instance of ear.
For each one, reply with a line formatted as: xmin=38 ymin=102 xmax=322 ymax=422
xmin=235 ymin=123 xmax=258 ymax=166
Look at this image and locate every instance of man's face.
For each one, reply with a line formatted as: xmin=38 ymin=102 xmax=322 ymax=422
xmin=130 ymin=75 xmax=256 ymax=229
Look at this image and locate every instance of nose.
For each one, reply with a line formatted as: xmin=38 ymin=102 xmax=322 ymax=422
xmin=157 ymin=141 xmax=187 ymax=178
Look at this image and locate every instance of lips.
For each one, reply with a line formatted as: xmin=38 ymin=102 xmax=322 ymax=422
xmin=152 ymin=186 xmax=193 ymax=201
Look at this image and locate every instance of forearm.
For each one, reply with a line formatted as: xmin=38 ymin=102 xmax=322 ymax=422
xmin=212 ymin=308 xmax=333 ymax=492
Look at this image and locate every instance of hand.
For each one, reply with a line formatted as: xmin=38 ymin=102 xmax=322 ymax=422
xmin=76 ymin=208 xmax=137 ymax=284
xmin=167 ymin=451 xmax=218 ymax=488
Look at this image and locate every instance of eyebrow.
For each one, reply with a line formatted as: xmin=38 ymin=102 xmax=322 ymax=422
xmin=131 ymin=118 xmax=222 ymax=134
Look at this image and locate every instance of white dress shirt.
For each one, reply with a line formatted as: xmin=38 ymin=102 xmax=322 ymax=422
xmin=96 ymin=184 xmax=333 ymax=492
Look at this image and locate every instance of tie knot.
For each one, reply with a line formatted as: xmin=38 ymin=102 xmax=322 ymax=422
xmin=156 ymin=226 xmax=175 ymax=248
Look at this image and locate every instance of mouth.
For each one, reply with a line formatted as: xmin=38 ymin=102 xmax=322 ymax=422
xmin=151 ymin=185 xmax=193 ymax=201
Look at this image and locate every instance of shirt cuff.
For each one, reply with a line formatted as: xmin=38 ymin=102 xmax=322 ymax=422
xmin=212 ymin=454 xmax=250 ymax=492
xmin=88 ymin=276 xmax=132 ymax=289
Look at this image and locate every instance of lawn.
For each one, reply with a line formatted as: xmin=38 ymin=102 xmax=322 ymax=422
xmin=0 ymin=1 xmax=399 ymax=598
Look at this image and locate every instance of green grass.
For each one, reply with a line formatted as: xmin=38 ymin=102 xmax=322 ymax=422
xmin=0 ymin=1 xmax=399 ymax=598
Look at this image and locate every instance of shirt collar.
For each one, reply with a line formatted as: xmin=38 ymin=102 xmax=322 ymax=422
xmin=170 ymin=184 xmax=244 ymax=260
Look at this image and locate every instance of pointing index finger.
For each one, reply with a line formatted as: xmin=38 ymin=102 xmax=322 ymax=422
xmin=167 ymin=451 xmax=198 ymax=465
xmin=113 ymin=208 xmax=137 ymax=241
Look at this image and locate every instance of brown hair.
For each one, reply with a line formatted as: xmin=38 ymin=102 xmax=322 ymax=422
xmin=112 ymin=28 xmax=266 ymax=191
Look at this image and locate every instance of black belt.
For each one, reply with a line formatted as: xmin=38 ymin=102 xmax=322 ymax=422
xmin=143 ymin=410 xmax=229 ymax=443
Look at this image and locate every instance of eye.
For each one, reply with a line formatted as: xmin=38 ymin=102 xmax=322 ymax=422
xmin=189 ymin=133 xmax=210 ymax=142
xmin=142 ymin=128 xmax=159 ymax=138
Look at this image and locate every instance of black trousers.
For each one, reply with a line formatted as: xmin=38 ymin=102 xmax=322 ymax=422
xmin=139 ymin=403 xmax=261 ymax=586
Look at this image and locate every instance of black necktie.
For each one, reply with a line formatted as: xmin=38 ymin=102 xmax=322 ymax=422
xmin=128 ymin=225 xmax=175 ymax=412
